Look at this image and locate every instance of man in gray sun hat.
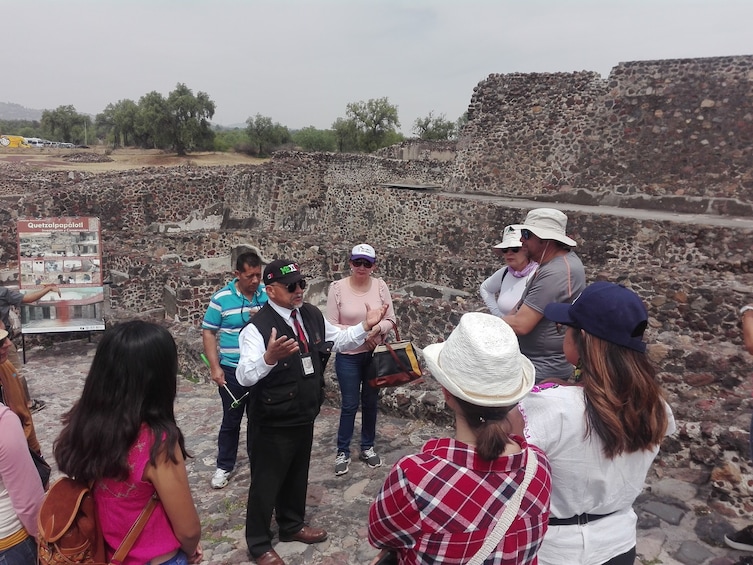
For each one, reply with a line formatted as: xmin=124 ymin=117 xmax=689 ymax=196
xmin=503 ymin=208 xmax=586 ymax=381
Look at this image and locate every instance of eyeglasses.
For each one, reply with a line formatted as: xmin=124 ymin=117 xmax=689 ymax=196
xmin=277 ymin=279 xmax=307 ymax=293
xmin=520 ymin=229 xmax=533 ymax=240
xmin=503 ymin=247 xmax=522 ymax=254
xmin=351 ymin=259 xmax=374 ymax=268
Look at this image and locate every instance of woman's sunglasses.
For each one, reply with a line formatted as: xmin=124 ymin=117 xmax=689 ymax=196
xmin=503 ymin=247 xmax=522 ymax=254
xmin=277 ymin=279 xmax=307 ymax=293
xmin=351 ymin=259 xmax=374 ymax=268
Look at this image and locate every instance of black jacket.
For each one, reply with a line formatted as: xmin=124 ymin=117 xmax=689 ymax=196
xmin=249 ymin=303 xmax=332 ymax=426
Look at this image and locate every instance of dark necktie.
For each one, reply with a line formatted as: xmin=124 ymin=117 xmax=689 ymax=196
xmin=291 ymin=310 xmax=309 ymax=353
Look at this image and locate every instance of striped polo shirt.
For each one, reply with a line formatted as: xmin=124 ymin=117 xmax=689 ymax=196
xmin=201 ymin=278 xmax=268 ymax=368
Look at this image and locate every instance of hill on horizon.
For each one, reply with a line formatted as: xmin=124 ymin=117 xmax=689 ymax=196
xmin=0 ymin=102 xmax=43 ymax=121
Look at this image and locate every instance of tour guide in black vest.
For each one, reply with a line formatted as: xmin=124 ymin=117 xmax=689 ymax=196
xmin=236 ymin=259 xmax=387 ymax=565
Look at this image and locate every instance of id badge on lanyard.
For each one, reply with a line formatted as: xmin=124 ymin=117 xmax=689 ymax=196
xmin=300 ymin=353 xmax=315 ymax=377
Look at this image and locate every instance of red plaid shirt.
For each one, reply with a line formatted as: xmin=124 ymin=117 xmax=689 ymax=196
xmin=368 ymin=437 xmax=551 ymax=565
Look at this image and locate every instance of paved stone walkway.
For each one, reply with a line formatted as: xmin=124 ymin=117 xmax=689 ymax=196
xmin=22 ymin=338 xmax=753 ymax=565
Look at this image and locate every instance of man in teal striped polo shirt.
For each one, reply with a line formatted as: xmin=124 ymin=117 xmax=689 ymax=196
xmin=202 ymin=251 xmax=268 ymax=489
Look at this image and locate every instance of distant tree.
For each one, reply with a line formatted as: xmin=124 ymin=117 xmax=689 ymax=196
xmin=129 ymin=84 xmax=215 ymax=154
xmin=134 ymin=91 xmax=172 ymax=149
xmin=245 ymin=114 xmax=290 ymax=156
xmin=413 ymin=111 xmax=457 ymax=140
xmin=0 ymin=119 xmax=41 ymax=138
xmin=96 ymin=99 xmax=138 ymax=147
xmin=213 ymin=127 xmax=249 ymax=152
xmin=41 ymin=105 xmax=86 ymax=143
xmin=166 ymin=83 xmax=216 ymax=155
xmin=345 ymin=97 xmax=401 ymax=152
xmin=291 ymin=126 xmax=337 ymax=152
xmin=331 ymin=117 xmax=360 ymax=153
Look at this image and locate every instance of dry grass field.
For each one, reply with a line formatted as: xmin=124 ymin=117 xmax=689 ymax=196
xmin=0 ymin=147 xmax=267 ymax=172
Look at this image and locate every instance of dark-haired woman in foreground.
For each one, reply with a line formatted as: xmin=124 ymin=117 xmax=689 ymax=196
xmin=54 ymin=321 xmax=202 ymax=565
xmin=509 ymin=282 xmax=675 ymax=565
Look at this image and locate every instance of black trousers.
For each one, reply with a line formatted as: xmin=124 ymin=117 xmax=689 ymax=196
xmin=603 ymin=546 xmax=636 ymax=565
xmin=245 ymin=422 xmax=314 ymax=558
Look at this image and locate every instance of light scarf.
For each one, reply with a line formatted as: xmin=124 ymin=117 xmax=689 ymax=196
xmin=509 ymin=261 xmax=538 ymax=278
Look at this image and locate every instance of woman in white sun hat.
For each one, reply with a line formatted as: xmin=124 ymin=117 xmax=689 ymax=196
xmin=480 ymin=225 xmax=538 ymax=317
xmin=368 ymin=312 xmax=551 ymax=565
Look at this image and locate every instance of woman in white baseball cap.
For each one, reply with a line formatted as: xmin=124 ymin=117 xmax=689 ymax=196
xmin=368 ymin=313 xmax=551 ymax=564
xmin=326 ymin=243 xmax=396 ymax=477
xmin=480 ymin=225 xmax=538 ymax=317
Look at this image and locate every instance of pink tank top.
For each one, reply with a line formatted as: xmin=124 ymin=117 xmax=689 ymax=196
xmin=94 ymin=426 xmax=181 ymax=565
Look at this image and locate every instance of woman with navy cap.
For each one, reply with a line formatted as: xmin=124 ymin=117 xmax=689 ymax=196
xmin=509 ymin=282 xmax=675 ymax=565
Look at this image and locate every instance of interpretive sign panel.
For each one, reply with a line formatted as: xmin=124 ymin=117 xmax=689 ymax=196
xmin=16 ymin=217 xmax=105 ymax=339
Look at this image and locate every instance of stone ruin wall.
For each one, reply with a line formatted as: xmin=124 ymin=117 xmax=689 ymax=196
xmin=3 ymin=55 xmax=753 ymax=516
xmin=452 ymin=56 xmax=753 ymax=216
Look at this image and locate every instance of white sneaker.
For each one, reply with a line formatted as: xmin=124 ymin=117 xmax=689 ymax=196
xmin=211 ymin=468 xmax=231 ymax=489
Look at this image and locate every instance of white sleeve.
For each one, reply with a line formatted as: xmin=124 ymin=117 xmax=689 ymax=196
xmin=480 ymin=268 xmax=507 ymax=317
xmin=325 ymin=317 xmax=368 ymax=353
xmin=235 ymin=324 xmax=275 ymax=387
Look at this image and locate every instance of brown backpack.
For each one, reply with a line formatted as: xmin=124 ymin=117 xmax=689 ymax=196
xmin=37 ymin=478 xmax=106 ymax=564
xmin=37 ymin=477 xmax=157 ymax=565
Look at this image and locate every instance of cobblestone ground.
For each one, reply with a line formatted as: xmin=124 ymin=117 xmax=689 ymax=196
xmin=22 ymin=338 xmax=753 ymax=565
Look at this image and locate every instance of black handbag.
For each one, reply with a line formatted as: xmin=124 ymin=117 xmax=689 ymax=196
xmin=30 ymin=448 xmax=51 ymax=490
xmin=367 ymin=321 xmax=422 ymax=388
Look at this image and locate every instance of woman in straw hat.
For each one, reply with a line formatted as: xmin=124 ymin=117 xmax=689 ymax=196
xmin=368 ymin=312 xmax=551 ymax=565
xmin=509 ymin=282 xmax=675 ymax=565
xmin=480 ymin=225 xmax=538 ymax=317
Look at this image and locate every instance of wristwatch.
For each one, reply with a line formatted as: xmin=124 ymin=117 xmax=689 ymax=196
xmin=740 ymin=305 xmax=753 ymax=315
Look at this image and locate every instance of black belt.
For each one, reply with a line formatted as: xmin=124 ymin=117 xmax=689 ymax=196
xmin=548 ymin=511 xmax=616 ymax=526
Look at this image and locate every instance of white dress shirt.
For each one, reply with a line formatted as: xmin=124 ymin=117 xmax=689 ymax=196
xmin=235 ymin=300 xmax=368 ymax=387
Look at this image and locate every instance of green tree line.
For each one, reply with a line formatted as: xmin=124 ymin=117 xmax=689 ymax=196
xmin=2 ymin=87 xmax=466 ymax=156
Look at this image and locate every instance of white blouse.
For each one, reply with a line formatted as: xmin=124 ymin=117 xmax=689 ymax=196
xmin=519 ymin=385 xmax=676 ymax=565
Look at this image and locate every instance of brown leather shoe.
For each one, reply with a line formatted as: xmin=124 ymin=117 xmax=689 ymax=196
xmin=279 ymin=525 xmax=328 ymax=544
xmin=254 ymin=549 xmax=286 ymax=565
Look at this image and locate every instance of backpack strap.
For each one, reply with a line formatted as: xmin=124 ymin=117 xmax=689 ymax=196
xmin=109 ymin=492 xmax=159 ymax=565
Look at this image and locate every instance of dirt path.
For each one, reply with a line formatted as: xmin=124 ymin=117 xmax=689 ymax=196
xmin=0 ymin=147 xmax=267 ymax=172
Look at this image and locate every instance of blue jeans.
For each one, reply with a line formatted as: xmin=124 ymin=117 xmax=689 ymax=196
xmin=335 ymin=352 xmax=378 ymax=456
xmin=0 ymin=535 xmax=37 ymax=565
xmin=217 ymin=364 xmax=251 ymax=472
xmin=149 ymin=550 xmax=188 ymax=565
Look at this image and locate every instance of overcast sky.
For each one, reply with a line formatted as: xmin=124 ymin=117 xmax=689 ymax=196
xmin=6 ymin=0 xmax=753 ymax=134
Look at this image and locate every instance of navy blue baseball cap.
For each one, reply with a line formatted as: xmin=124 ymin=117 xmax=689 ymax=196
xmin=543 ymin=282 xmax=648 ymax=352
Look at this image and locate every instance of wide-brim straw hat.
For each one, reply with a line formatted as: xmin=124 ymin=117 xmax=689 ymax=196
xmin=423 ymin=312 xmax=535 ymax=407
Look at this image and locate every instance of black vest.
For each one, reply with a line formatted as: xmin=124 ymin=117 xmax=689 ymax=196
xmin=249 ymin=303 xmax=331 ymax=426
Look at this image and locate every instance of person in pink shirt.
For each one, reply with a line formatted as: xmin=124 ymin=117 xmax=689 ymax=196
xmin=326 ymin=244 xmax=396 ymax=476
xmin=53 ymin=321 xmax=202 ymax=565
xmin=0 ymin=326 xmax=44 ymax=565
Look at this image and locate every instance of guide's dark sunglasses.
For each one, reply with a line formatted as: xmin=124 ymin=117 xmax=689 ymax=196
xmin=520 ymin=229 xmax=534 ymax=240
xmin=276 ymin=280 xmax=307 ymax=293
xmin=351 ymin=259 xmax=374 ymax=268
